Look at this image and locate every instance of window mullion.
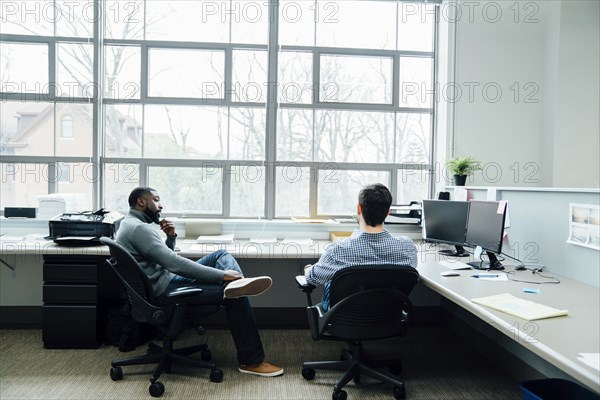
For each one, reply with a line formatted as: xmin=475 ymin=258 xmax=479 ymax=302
xmin=264 ymin=0 xmax=280 ymax=220
xmin=93 ymin=0 xmax=103 ymax=210
xmin=309 ymin=167 xmax=318 ymax=218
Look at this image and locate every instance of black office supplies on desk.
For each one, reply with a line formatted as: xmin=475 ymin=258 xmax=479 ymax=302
xmin=4 ymin=207 xmax=37 ymax=218
xmin=48 ymin=209 xmax=123 ymax=244
xmin=385 ymin=201 xmax=422 ymax=224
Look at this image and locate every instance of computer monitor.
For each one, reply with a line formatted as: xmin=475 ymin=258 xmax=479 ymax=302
xmin=422 ymin=200 xmax=470 ymax=257
xmin=464 ymin=200 xmax=507 ymax=270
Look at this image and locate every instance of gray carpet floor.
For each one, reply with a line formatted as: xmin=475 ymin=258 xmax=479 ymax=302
xmin=0 ymin=326 xmax=522 ymax=400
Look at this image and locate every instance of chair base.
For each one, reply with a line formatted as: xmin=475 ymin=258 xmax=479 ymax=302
xmin=112 ymin=341 xmax=216 ymax=377
xmin=302 ymin=342 xmax=406 ymax=400
xmin=110 ymin=339 xmax=224 ymax=397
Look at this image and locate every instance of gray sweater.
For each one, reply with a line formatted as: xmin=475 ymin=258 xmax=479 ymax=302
xmin=115 ymin=209 xmax=225 ymax=295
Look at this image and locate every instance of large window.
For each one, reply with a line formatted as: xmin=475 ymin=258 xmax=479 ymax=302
xmin=275 ymin=0 xmax=436 ymax=217
xmin=1 ymin=0 xmax=438 ymax=218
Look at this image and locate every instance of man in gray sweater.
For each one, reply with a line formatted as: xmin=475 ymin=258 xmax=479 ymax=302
xmin=116 ymin=187 xmax=283 ymax=377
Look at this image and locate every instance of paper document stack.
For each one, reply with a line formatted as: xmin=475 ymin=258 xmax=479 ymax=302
xmin=196 ymin=234 xmax=234 ymax=244
xmin=282 ymin=238 xmax=313 ymax=245
xmin=249 ymin=237 xmax=278 ymax=244
xmin=291 ymin=217 xmax=336 ymax=224
xmin=438 ymin=260 xmax=471 ymax=270
xmin=385 ymin=203 xmax=422 ymax=224
xmin=472 ymin=293 xmax=568 ymax=321
xmin=37 ymin=193 xmax=86 ymax=219
xmin=577 ymin=353 xmax=600 ymax=372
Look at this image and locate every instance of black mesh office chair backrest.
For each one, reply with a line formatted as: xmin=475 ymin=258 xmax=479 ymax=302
xmin=100 ymin=237 xmax=162 ymax=324
xmin=323 ymin=264 xmax=419 ymax=340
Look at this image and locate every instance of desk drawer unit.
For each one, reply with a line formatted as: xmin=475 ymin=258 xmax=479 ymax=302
xmin=42 ymin=255 xmax=106 ymax=349
xmin=44 ymin=284 xmax=97 ymax=304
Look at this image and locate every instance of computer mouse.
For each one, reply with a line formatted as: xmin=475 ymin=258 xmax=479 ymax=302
xmin=440 ymin=271 xmax=460 ymax=277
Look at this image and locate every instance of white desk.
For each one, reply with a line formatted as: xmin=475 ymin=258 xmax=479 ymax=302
xmin=0 ymin=237 xmax=332 ymax=258
xmin=2 ymin=237 xmax=599 ymax=392
xmin=176 ymin=239 xmax=332 ymax=259
xmin=418 ymin=258 xmax=600 ymax=394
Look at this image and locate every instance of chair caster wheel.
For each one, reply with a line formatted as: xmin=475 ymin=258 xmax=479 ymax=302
xmin=201 ymin=349 xmax=212 ymax=361
xmin=110 ymin=366 xmax=123 ymax=381
xmin=393 ymin=384 xmax=406 ymax=399
xmin=196 ymin=326 xmax=207 ymax=335
xmin=353 ymin=374 xmax=361 ymax=384
xmin=332 ymin=389 xmax=347 ymax=400
xmin=302 ymin=368 xmax=315 ymax=380
xmin=149 ymin=381 xmax=165 ymax=397
xmin=210 ymin=368 xmax=224 ymax=382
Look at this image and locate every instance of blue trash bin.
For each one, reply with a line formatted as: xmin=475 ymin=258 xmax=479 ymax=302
xmin=520 ymin=379 xmax=600 ymax=400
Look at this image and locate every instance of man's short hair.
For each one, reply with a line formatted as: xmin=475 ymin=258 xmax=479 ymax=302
xmin=358 ymin=184 xmax=393 ymax=227
xmin=128 ymin=187 xmax=157 ymax=207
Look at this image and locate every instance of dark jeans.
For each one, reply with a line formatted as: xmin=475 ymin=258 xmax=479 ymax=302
xmin=164 ymin=250 xmax=265 ymax=365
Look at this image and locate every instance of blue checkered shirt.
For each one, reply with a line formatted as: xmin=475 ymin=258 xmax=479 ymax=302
xmin=305 ymin=230 xmax=418 ymax=310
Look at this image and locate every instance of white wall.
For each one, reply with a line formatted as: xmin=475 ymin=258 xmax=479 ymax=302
xmin=468 ymin=187 xmax=600 ymax=288
xmin=552 ymin=0 xmax=600 ymax=187
xmin=447 ymin=0 xmax=599 ymax=188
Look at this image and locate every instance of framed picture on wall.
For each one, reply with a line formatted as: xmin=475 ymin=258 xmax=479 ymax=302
xmin=567 ymin=203 xmax=600 ymax=251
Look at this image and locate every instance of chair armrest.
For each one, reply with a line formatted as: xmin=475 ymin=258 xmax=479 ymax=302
xmin=295 ymin=275 xmax=316 ymax=293
xmin=162 ymin=286 xmax=204 ymax=300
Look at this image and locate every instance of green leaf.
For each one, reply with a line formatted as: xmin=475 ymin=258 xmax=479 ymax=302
xmin=445 ymin=156 xmax=482 ymax=176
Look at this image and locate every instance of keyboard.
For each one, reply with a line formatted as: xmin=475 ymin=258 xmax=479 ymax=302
xmin=438 ymin=260 xmax=471 ymax=270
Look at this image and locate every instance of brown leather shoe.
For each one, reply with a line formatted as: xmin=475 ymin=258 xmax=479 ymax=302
xmin=239 ymin=361 xmax=284 ymax=377
xmin=224 ymin=276 xmax=272 ymax=299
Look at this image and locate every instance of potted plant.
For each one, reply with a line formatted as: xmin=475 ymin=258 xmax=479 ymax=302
xmin=445 ymin=156 xmax=482 ymax=186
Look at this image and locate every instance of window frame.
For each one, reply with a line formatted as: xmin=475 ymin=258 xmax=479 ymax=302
xmin=1 ymin=0 xmax=439 ymax=218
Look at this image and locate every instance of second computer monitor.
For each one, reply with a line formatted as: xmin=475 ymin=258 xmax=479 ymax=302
xmin=465 ymin=200 xmax=507 ymax=270
xmin=422 ymin=200 xmax=469 ymax=257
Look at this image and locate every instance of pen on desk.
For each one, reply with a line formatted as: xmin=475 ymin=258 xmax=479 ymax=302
xmin=471 ymin=274 xmax=499 ymax=278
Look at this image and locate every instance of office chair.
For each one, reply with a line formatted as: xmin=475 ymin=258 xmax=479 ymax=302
xmin=100 ymin=237 xmax=223 ymax=397
xmin=296 ymin=265 xmax=419 ymax=400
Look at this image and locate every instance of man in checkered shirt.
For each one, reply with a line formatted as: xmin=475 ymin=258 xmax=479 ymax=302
xmin=304 ymin=183 xmax=418 ymax=311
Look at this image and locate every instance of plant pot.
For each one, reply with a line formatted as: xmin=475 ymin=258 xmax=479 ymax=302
xmin=453 ymin=175 xmax=467 ymax=186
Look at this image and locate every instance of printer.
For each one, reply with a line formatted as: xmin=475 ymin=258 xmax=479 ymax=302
xmin=48 ymin=210 xmax=123 ymax=244
xmin=385 ymin=202 xmax=422 ymax=225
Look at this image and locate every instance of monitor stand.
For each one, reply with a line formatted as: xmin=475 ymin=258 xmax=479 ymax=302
xmin=467 ymin=251 xmax=504 ymax=270
xmin=438 ymin=245 xmax=469 ymax=258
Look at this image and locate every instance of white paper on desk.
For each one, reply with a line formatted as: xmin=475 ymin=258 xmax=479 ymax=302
xmin=472 ymin=293 xmax=568 ymax=321
xmin=290 ymin=217 xmax=336 ymax=224
xmin=282 ymin=238 xmax=313 ymax=246
xmin=577 ymin=353 xmax=600 ymax=372
xmin=438 ymin=260 xmax=471 ymax=270
xmin=55 ymin=236 xmax=97 ymax=241
xmin=0 ymin=236 xmax=25 ymax=241
xmin=25 ymin=234 xmax=48 ymax=240
xmin=189 ymin=243 xmax=237 ymax=253
xmin=249 ymin=237 xmax=278 ymax=244
xmin=385 ymin=215 xmax=421 ymax=224
xmin=196 ymin=234 xmax=234 ymax=244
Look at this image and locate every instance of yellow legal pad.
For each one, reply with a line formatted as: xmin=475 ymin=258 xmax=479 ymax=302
xmin=471 ymin=293 xmax=569 ymax=321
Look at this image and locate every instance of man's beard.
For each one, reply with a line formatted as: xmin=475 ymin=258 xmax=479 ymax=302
xmin=143 ymin=207 xmax=160 ymax=224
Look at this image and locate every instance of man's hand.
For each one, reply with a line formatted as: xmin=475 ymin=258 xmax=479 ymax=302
xmin=223 ymin=270 xmax=243 ymax=282
xmin=159 ymin=219 xmax=176 ymax=238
